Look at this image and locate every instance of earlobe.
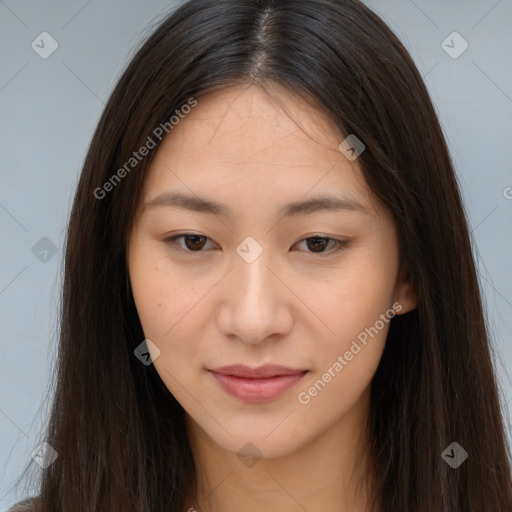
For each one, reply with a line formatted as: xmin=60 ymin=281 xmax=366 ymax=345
xmin=393 ymin=265 xmax=418 ymax=315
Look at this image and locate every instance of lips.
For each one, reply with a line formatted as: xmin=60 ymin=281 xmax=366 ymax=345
xmin=208 ymin=365 xmax=308 ymax=403
xmin=211 ymin=364 xmax=307 ymax=378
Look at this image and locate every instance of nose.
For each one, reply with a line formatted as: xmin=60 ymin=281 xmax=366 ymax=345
xmin=215 ymin=243 xmax=294 ymax=345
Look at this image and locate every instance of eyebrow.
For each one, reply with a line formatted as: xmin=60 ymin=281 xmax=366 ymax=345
xmin=143 ymin=191 xmax=370 ymax=217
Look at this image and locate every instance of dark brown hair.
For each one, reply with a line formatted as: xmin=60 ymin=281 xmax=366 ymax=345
xmin=11 ymin=0 xmax=512 ymax=510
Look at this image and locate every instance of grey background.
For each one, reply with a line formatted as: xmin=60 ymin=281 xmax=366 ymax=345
xmin=1 ymin=0 xmax=511 ymax=508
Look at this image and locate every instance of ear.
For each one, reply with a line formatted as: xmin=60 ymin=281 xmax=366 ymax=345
xmin=393 ymin=263 xmax=418 ymax=315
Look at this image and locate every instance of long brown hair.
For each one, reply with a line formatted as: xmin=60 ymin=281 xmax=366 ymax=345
xmin=12 ymin=0 xmax=512 ymax=510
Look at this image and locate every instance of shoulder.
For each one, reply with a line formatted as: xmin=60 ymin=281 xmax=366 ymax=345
xmin=7 ymin=497 xmax=39 ymax=512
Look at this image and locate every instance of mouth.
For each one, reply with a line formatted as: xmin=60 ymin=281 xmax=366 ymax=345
xmin=208 ymin=365 xmax=308 ymax=403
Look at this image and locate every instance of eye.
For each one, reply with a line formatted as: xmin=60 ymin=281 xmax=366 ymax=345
xmin=165 ymin=233 xmax=218 ymax=253
xmin=293 ymin=236 xmax=350 ymax=256
xmin=164 ymin=233 xmax=350 ymax=256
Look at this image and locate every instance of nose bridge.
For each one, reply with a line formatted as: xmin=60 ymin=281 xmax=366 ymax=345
xmin=218 ymin=235 xmax=292 ymax=343
xmin=234 ymin=236 xmax=276 ymax=311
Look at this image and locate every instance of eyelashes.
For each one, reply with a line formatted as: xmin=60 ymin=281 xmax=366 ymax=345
xmin=163 ymin=233 xmax=350 ymax=257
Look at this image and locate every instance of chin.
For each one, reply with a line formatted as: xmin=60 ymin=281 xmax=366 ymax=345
xmin=195 ymin=415 xmax=310 ymax=461
xmin=225 ymin=434 xmax=303 ymax=461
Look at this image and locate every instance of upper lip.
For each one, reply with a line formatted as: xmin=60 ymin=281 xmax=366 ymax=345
xmin=209 ymin=365 xmax=307 ymax=379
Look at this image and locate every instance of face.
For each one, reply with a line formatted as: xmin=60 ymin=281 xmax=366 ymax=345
xmin=127 ymin=83 xmax=416 ymax=460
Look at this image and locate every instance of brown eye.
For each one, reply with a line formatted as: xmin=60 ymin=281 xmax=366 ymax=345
xmin=165 ymin=234 xmax=217 ymax=253
xmin=305 ymin=237 xmax=330 ymax=253
xmin=294 ymin=236 xmax=350 ymax=256
xmin=182 ymin=235 xmax=207 ymax=251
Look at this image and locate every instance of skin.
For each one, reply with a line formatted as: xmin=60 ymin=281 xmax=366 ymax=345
xmin=127 ymin=83 xmax=417 ymax=512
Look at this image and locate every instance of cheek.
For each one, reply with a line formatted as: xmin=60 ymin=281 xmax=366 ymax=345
xmin=129 ymin=263 xmax=168 ymax=337
xmin=311 ymin=292 xmax=391 ymax=397
xmin=128 ymin=241 xmax=209 ymax=387
xmin=129 ymin=242 xmax=199 ymax=337
xmin=316 ymin=257 xmax=398 ymax=343
xmin=299 ymin=246 xmax=398 ymax=403
xmin=295 ymin=298 xmax=392 ymax=435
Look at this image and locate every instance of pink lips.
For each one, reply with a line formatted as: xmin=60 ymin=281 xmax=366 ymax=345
xmin=208 ymin=365 xmax=308 ymax=403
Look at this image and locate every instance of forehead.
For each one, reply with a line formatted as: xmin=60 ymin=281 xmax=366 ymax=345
xmin=140 ymin=83 xmax=381 ymax=219
xmin=152 ymin=83 xmax=346 ymax=166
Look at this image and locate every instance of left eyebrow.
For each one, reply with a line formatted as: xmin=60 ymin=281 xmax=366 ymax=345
xmin=281 ymin=195 xmax=370 ymax=216
xmin=142 ymin=191 xmax=370 ymax=218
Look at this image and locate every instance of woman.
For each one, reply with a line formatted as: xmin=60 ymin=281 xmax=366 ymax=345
xmin=9 ymin=0 xmax=512 ymax=511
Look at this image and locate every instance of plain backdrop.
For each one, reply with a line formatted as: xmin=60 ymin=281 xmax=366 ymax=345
xmin=1 ymin=0 xmax=511 ymax=508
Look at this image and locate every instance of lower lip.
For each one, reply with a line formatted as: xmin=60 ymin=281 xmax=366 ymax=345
xmin=209 ymin=371 xmax=307 ymax=403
